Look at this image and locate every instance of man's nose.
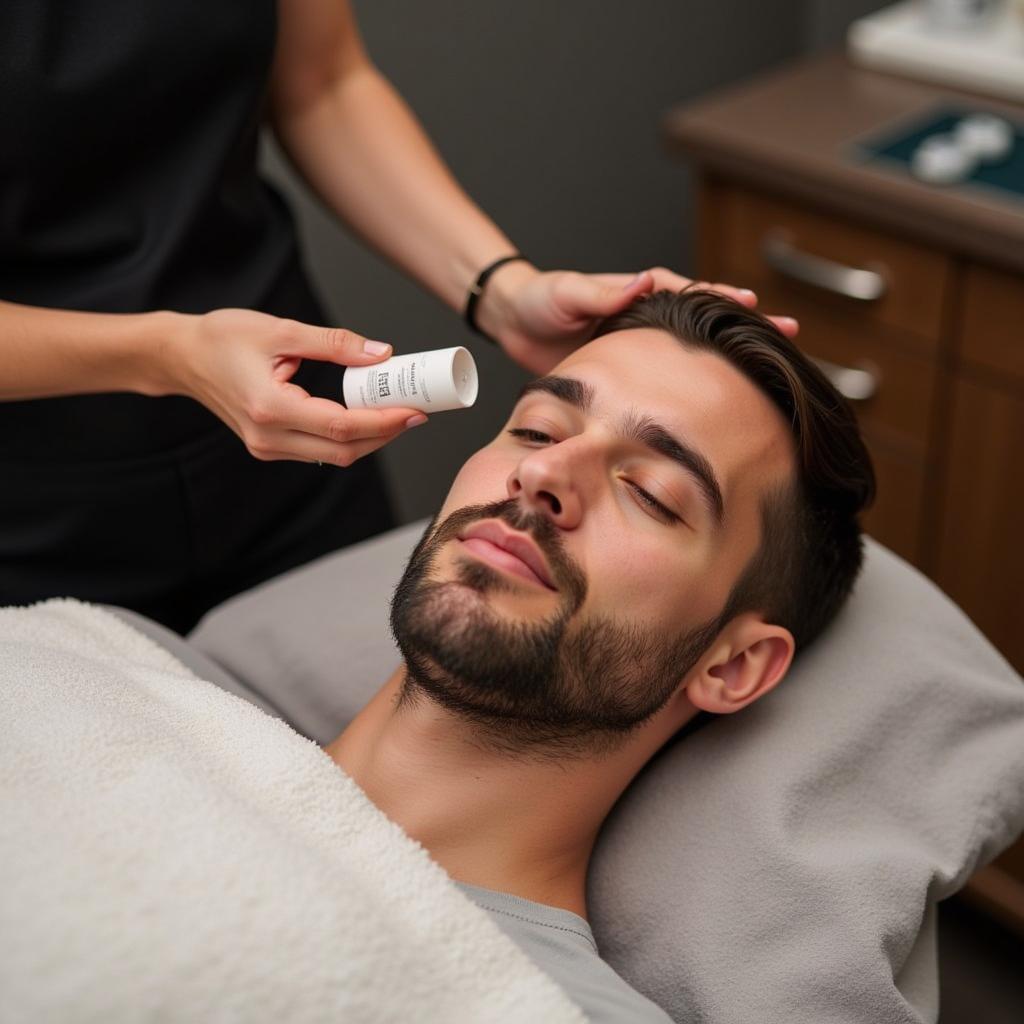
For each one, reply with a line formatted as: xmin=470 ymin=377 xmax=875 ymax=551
xmin=506 ymin=448 xmax=583 ymax=529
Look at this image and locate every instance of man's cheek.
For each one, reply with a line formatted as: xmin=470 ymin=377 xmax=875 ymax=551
xmin=444 ymin=449 xmax=511 ymax=509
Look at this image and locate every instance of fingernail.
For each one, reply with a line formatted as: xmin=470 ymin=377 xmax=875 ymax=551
xmin=405 ymin=414 xmax=428 ymax=428
xmin=363 ymin=340 xmax=391 ymax=356
xmin=739 ymin=288 xmax=757 ymax=302
xmin=623 ymin=272 xmax=645 ymax=291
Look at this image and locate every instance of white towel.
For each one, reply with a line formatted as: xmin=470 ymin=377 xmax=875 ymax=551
xmin=0 ymin=599 xmax=586 ymax=1024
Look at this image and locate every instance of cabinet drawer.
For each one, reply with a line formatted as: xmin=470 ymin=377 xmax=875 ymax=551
xmin=716 ymin=187 xmax=952 ymax=353
xmin=960 ymin=263 xmax=1024 ymax=385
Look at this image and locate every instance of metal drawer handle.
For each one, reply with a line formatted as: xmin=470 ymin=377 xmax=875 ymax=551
xmin=762 ymin=231 xmax=888 ymax=302
xmin=810 ymin=355 xmax=879 ymax=403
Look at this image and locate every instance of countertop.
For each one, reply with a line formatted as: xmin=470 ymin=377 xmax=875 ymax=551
xmin=663 ymin=52 xmax=1024 ymax=274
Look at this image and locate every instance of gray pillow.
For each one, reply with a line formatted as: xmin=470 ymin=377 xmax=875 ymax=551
xmin=188 ymin=521 xmax=1024 ymax=1024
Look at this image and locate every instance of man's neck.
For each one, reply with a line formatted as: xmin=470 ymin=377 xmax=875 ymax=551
xmin=322 ymin=666 xmax=666 ymax=919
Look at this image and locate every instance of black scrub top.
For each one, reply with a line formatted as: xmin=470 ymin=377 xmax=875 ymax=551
xmin=0 ymin=1 xmax=394 ymax=632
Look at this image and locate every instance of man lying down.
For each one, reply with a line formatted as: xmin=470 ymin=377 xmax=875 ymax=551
xmin=329 ymin=288 xmax=874 ymax=1015
xmin=1 ymin=289 xmax=875 ymax=1023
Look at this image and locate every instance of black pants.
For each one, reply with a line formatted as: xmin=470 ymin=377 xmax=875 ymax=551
xmin=0 ymin=427 xmax=394 ymax=634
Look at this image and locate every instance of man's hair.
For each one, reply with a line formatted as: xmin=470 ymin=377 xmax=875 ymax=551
xmin=595 ymin=289 xmax=876 ymax=652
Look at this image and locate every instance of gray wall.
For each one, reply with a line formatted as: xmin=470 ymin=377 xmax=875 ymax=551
xmin=803 ymin=0 xmax=889 ymax=49
xmin=261 ymin=0 xmax=872 ymax=526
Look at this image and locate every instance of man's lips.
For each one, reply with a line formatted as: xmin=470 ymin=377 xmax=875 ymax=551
xmin=457 ymin=520 xmax=557 ymax=591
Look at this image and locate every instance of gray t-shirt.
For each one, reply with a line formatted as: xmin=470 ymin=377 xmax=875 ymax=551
xmin=456 ymin=882 xmax=673 ymax=1023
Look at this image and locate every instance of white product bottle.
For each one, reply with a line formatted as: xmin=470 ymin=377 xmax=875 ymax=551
xmin=340 ymin=346 xmax=479 ymax=413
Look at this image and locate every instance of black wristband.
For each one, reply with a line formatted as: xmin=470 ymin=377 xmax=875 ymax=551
xmin=464 ymin=253 xmax=529 ymax=342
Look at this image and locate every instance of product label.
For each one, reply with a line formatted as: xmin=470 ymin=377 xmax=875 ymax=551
xmin=344 ymin=348 xmax=468 ymax=411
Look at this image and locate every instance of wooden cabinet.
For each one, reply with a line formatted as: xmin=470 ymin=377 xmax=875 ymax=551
xmin=938 ymin=268 xmax=1024 ymax=670
xmin=937 ymin=378 xmax=1024 ymax=671
xmin=960 ymin=263 xmax=1024 ymax=381
xmin=942 ymin=267 xmax=1024 ymax=673
xmin=667 ymin=53 xmax=1024 ymax=934
xmin=712 ymin=185 xmax=952 ymax=348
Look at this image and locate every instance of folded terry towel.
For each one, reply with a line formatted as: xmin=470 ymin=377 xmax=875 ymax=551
xmin=0 ymin=599 xmax=586 ymax=1024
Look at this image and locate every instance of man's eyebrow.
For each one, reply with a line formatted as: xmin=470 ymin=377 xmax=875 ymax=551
xmin=515 ymin=375 xmax=725 ymax=527
xmin=517 ymin=375 xmax=594 ymax=413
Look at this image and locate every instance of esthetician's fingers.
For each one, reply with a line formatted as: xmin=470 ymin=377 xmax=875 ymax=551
xmin=588 ymin=268 xmax=692 ymax=294
xmin=571 ymin=268 xmax=763 ymax=320
xmin=588 ymin=271 xmax=800 ymax=337
xmin=551 ymin=269 xmax=656 ymax=320
xmin=282 ymin=322 xmax=393 ymax=369
xmin=266 ymin=324 xmax=395 ymax=387
xmin=252 ymin=425 xmax=425 ymax=468
xmin=590 ymin=269 xmax=764 ymax=307
xmin=272 ymin=390 xmax=424 ymax=443
xmin=766 ymin=315 xmax=800 ymax=339
xmin=242 ymin=391 xmax=426 ymax=463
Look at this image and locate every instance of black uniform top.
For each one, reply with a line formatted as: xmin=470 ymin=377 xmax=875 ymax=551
xmin=0 ymin=1 xmax=393 ymax=631
xmin=0 ymin=0 xmax=334 ymax=458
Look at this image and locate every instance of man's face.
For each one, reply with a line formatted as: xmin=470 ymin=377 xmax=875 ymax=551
xmin=390 ymin=328 xmax=795 ymax=752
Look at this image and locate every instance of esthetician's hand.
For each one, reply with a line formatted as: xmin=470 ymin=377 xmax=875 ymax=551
xmin=477 ymin=262 xmax=800 ymax=376
xmin=161 ymin=308 xmax=426 ymax=466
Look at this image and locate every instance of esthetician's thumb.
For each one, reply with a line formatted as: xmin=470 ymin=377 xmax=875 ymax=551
xmin=298 ymin=324 xmax=395 ymax=366
xmin=564 ymin=269 xmax=655 ymax=319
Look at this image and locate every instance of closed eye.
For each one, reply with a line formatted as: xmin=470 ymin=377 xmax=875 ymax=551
xmin=508 ymin=428 xmax=680 ymax=524
xmin=626 ymin=482 xmax=679 ymax=523
xmin=507 ymin=428 xmax=554 ymax=444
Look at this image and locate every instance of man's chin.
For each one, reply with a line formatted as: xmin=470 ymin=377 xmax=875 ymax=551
xmin=450 ymin=552 xmax=518 ymax=594
xmin=427 ymin=573 xmax=535 ymax=629
xmin=394 ymin=569 xmax=557 ymax=673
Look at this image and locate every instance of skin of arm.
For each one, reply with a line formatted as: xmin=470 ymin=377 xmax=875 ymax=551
xmin=0 ymin=300 xmax=180 ymax=401
xmin=266 ymin=0 xmax=524 ymax=321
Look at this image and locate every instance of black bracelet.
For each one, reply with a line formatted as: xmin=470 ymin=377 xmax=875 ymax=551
xmin=464 ymin=253 xmax=530 ymax=341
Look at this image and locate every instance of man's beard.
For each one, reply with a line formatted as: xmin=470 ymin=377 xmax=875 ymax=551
xmin=389 ymin=498 xmax=722 ymax=759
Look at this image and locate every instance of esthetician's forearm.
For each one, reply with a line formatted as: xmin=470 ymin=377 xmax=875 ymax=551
xmin=0 ymin=299 xmax=181 ymax=401
xmin=269 ymin=63 xmax=525 ymax=313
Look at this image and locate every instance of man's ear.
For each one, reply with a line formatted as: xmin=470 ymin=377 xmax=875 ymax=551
xmin=684 ymin=613 xmax=795 ymax=714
